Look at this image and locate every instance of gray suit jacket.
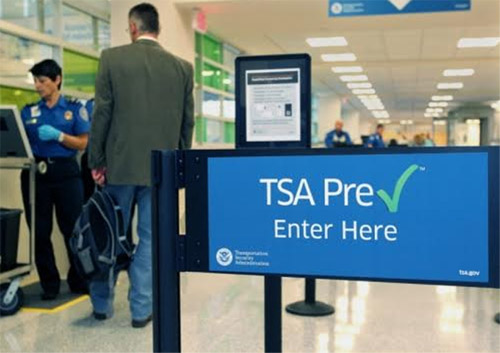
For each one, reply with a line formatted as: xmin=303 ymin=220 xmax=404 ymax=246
xmin=89 ymin=39 xmax=194 ymax=186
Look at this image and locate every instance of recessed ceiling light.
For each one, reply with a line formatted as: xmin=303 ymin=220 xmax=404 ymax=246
xmin=352 ymin=88 xmax=376 ymax=95
xmin=372 ymin=110 xmax=389 ymax=118
xmin=332 ymin=66 xmax=363 ymax=73
xmin=434 ymin=120 xmax=447 ymax=126
xmin=429 ymin=102 xmax=448 ymax=107
xmin=443 ymin=69 xmax=475 ymax=77
xmin=347 ymin=82 xmax=372 ymax=89
xmin=491 ymin=101 xmax=500 ymax=111
xmin=321 ymin=53 xmax=357 ymax=62
xmin=457 ymin=37 xmax=500 ymax=48
xmin=437 ymin=82 xmax=463 ymax=90
xmin=426 ymin=108 xmax=444 ymax=113
xmin=306 ymin=37 xmax=348 ymax=47
xmin=400 ymin=120 xmax=413 ymax=125
xmin=424 ymin=113 xmax=433 ymax=118
xmin=432 ymin=95 xmax=453 ymax=101
xmin=340 ymin=75 xmax=368 ymax=82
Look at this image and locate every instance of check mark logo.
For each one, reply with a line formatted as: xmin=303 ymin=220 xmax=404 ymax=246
xmin=377 ymin=164 xmax=419 ymax=213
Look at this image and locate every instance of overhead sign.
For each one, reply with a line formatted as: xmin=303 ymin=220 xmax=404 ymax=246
xmin=199 ymin=149 xmax=499 ymax=287
xmin=328 ymin=0 xmax=471 ymax=17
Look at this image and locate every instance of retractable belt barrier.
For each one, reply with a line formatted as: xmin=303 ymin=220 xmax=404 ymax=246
xmin=152 ymin=146 xmax=500 ymax=353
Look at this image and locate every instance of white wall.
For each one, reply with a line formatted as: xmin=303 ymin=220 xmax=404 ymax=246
xmin=342 ymin=110 xmax=361 ymax=143
xmin=317 ymin=94 xmax=341 ymax=145
xmin=110 ymin=0 xmax=195 ymax=63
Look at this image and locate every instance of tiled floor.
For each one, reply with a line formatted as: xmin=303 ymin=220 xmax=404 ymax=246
xmin=1 ymin=272 xmax=499 ymax=352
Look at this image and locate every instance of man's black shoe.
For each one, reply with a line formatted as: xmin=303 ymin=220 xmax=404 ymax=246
xmin=131 ymin=315 xmax=152 ymax=328
xmin=41 ymin=292 xmax=58 ymax=300
xmin=93 ymin=312 xmax=108 ymax=321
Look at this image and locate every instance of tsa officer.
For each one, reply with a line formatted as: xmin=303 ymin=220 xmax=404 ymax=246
xmin=365 ymin=123 xmax=386 ymax=148
xmin=324 ymin=120 xmax=352 ymax=147
xmin=20 ymin=59 xmax=89 ymax=300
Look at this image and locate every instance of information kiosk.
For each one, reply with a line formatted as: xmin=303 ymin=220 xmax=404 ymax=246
xmin=0 ymin=105 xmax=36 ymax=315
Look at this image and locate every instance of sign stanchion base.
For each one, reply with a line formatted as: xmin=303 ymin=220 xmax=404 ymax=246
xmin=494 ymin=313 xmax=500 ymax=324
xmin=285 ymin=278 xmax=334 ymax=317
xmin=285 ymin=301 xmax=334 ymax=317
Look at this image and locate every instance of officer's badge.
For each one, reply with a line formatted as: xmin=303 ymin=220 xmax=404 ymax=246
xmin=79 ymin=106 xmax=89 ymax=121
xmin=30 ymin=106 xmax=41 ymax=118
xmin=64 ymin=110 xmax=73 ymax=120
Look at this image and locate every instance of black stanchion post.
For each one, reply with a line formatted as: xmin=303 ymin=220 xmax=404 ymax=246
xmin=152 ymin=150 xmax=181 ymax=353
xmin=264 ymin=276 xmax=282 ymax=353
xmin=285 ymin=278 xmax=334 ymax=317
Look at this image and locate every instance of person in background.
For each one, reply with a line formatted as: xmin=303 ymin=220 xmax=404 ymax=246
xmin=20 ymin=59 xmax=89 ymax=300
xmin=324 ymin=120 xmax=352 ymax=147
xmin=365 ymin=123 xmax=386 ymax=148
xmin=424 ymin=132 xmax=435 ymax=146
xmin=388 ymin=138 xmax=398 ymax=147
xmin=80 ymin=98 xmax=94 ymax=202
xmin=88 ymin=3 xmax=194 ymax=328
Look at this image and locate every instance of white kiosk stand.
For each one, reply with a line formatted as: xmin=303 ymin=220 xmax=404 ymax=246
xmin=0 ymin=105 xmax=36 ymax=315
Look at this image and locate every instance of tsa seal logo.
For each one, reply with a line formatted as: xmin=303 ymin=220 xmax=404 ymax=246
xmin=331 ymin=2 xmax=343 ymax=14
xmin=216 ymin=248 xmax=233 ymax=266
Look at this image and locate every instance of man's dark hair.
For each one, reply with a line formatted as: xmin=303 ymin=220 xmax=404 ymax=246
xmin=29 ymin=59 xmax=62 ymax=90
xmin=129 ymin=3 xmax=159 ymax=34
xmin=376 ymin=123 xmax=384 ymax=129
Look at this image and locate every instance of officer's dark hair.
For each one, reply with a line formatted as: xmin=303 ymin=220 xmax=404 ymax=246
xmin=376 ymin=123 xmax=384 ymax=129
xmin=29 ymin=59 xmax=62 ymax=90
xmin=129 ymin=3 xmax=159 ymax=34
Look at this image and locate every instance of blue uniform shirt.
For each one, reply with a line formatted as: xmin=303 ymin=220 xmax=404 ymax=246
xmin=324 ymin=130 xmax=352 ymax=147
xmin=365 ymin=133 xmax=385 ymax=148
xmin=21 ymin=96 xmax=90 ymax=158
xmin=84 ymin=99 xmax=94 ymax=122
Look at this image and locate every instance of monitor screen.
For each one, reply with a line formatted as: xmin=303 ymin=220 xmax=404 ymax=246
xmin=0 ymin=106 xmax=32 ymax=159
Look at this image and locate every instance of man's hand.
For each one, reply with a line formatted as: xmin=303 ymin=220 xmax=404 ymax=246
xmin=91 ymin=167 xmax=107 ymax=186
xmin=38 ymin=125 xmax=62 ymax=141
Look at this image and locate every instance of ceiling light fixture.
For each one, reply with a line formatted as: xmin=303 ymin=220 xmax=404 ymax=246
xmin=432 ymin=95 xmax=453 ymax=101
xmin=332 ymin=66 xmax=363 ymax=73
xmin=321 ymin=53 xmax=357 ymax=62
xmin=437 ymin=82 xmax=463 ymax=90
xmin=457 ymin=37 xmax=500 ymax=48
xmin=352 ymin=88 xmax=376 ymax=95
xmin=340 ymin=75 xmax=368 ymax=82
xmin=306 ymin=37 xmax=348 ymax=47
xmin=429 ymin=102 xmax=448 ymax=107
xmin=372 ymin=111 xmax=389 ymax=118
xmin=443 ymin=69 xmax=475 ymax=77
xmin=347 ymin=82 xmax=372 ymax=89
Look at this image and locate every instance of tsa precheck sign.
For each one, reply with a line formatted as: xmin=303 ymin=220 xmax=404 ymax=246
xmin=208 ymin=152 xmax=489 ymax=284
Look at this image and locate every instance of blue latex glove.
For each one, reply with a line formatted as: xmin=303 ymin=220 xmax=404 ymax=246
xmin=38 ymin=125 xmax=62 ymax=142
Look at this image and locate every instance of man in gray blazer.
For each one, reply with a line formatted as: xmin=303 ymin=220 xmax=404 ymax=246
xmin=88 ymin=2 xmax=194 ymax=328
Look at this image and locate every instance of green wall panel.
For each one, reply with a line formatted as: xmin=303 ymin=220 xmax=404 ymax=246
xmin=63 ymin=49 xmax=98 ymax=93
xmin=202 ymin=34 xmax=222 ymax=63
xmin=224 ymin=122 xmax=235 ymax=143
xmin=195 ymin=116 xmax=207 ymax=143
xmin=0 ymin=85 xmax=39 ymax=110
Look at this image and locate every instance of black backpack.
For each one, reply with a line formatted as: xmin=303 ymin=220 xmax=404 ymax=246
xmin=70 ymin=189 xmax=134 ymax=281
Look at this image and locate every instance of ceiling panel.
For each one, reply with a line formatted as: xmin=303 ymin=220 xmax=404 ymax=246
xmin=178 ymin=0 xmax=500 ymax=121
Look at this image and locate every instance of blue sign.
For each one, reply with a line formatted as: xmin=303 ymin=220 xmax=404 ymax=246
xmin=208 ymin=152 xmax=490 ymax=284
xmin=328 ymin=0 xmax=470 ymax=17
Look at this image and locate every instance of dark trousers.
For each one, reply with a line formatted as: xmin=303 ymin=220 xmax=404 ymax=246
xmin=21 ymin=158 xmax=87 ymax=295
xmin=80 ymin=152 xmax=95 ymax=203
